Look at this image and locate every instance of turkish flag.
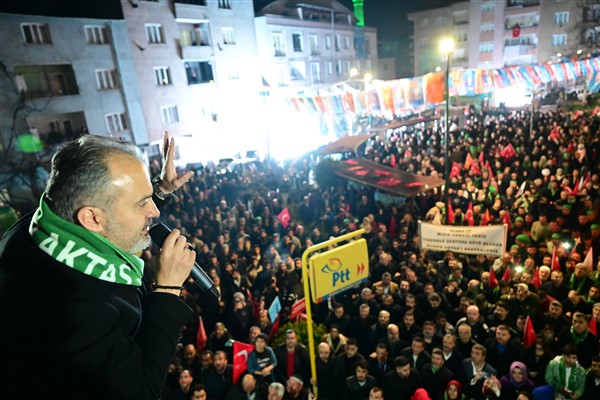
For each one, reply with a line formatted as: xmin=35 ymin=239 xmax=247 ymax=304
xmin=589 ymin=318 xmax=597 ymax=336
xmin=502 ymin=267 xmax=512 ymax=283
xmin=447 ymin=200 xmax=455 ymax=225
xmin=464 ymin=153 xmax=474 ymax=171
xmin=233 ymin=341 xmax=254 ymax=384
xmin=196 ymin=316 xmax=208 ymax=351
xmin=532 ymin=267 xmax=541 ymax=288
xmin=465 ymin=202 xmax=474 ymax=226
xmin=471 ymin=162 xmax=482 ymax=176
xmin=500 ymin=143 xmax=516 ymax=161
xmin=522 ymin=315 xmax=536 ymax=348
xmin=512 ymin=24 xmax=520 ymax=38
xmin=551 ymin=247 xmax=561 ymax=272
xmin=277 ymin=208 xmax=291 ymax=229
xmin=502 ymin=211 xmax=511 ymax=231
xmin=489 ymin=267 xmax=499 ymax=289
xmin=449 ymin=162 xmax=461 ymax=179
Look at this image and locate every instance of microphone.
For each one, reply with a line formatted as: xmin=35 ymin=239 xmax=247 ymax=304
xmin=149 ymin=223 xmax=220 ymax=301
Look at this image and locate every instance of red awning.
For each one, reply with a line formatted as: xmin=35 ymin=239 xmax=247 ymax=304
xmin=316 ymin=134 xmax=374 ymax=155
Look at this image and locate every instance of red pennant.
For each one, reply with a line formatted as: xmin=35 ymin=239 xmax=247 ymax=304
xmin=583 ymin=248 xmax=594 ymax=273
xmin=502 ymin=212 xmax=511 ymax=231
xmin=232 ymin=341 xmax=254 ymax=384
xmin=447 ymin=200 xmax=455 ymax=225
xmin=551 ymin=247 xmax=561 ymax=272
xmin=478 ymin=150 xmax=485 ymax=165
xmin=502 ymin=267 xmax=512 ymax=282
xmin=489 ymin=268 xmax=499 ymax=289
xmin=500 ymin=143 xmax=516 ymax=161
xmin=465 ymin=202 xmax=474 ymax=226
xmin=471 ymin=162 xmax=482 ymax=176
xmin=532 ymin=267 xmax=541 ymax=288
xmin=481 ymin=209 xmax=491 ymax=226
xmin=589 ymin=318 xmax=597 ymax=336
xmin=464 ymin=153 xmax=474 ymax=171
xmin=277 ymin=208 xmax=291 ymax=229
xmin=522 ymin=315 xmax=537 ymax=348
xmin=269 ymin=315 xmax=280 ymax=341
xmin=196 ymin=316 xmax=208 ymax=351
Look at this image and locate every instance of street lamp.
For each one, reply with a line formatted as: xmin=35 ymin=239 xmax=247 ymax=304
xmin=439 ymin=37 xmax=454 ymax=201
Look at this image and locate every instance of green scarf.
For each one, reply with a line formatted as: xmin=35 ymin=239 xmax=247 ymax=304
xmin=29 ymin=196 xmax=144 ymax=286
xmin=570 ymin=327 xmax=588 ymax=345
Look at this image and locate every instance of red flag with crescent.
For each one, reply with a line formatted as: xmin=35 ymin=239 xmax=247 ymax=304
xmin=233 ymin=341 xmax=254 ymax=384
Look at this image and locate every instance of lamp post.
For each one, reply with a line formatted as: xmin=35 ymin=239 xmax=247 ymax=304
xmin=439 ymin=38 xmax=454 ymax=201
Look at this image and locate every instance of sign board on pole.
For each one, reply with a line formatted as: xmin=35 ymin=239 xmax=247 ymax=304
xmin=418 ymin=221 xmax=507 ymax=257
xmin=309 ymin=238 xmax=369 ymax=303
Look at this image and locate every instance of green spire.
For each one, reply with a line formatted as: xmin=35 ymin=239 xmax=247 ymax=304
xmin=352 ymin=0 xmax=365 ymax=26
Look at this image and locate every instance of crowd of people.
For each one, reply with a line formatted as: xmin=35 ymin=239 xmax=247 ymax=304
xmin=147 ymin=107 xmax=600 ymax=399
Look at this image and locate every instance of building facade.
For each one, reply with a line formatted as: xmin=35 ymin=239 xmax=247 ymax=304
xmin=408 ymin=0 xmax=599 ymax=76
xmin=254 ymin=0 xmax=378 ymax=97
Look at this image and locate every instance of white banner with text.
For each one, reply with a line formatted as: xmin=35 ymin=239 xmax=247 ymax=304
xmin=418 ymin=222 xmax=507 ymax=257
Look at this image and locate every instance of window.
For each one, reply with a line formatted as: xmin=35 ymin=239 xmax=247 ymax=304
xmin=326 ymin=61 xmax=333 ymax=76
xmin=310 ymin=62 xmax=321 ymax=83
xmin=154 ymin=66 xmax=172 ymax=85
xmin=218 ymin=0 xmax=231 ymax=9
xmin=421 ymin=19 xmax=429 ymax=28
xmin=85 ymin=25 xmax=108 ymax=45
xmin=96 ymin=69 xmax=118 ymax=90
xmin=552 ymin=34 xmax=567 ymax=46
xmin=480 ymin=24 xmax=494 ymax=33
xmin=481 ymin=2 xmax=496 ymax=13
xmin=184 ymin=61 xmax=214 ymax=84
xmin=344 ymin=36 xmax=351 ymax=50
xmin=21 ymin=23 xmax=51 ymax=44
xmin=325 ymin=35 xmax=332 ymax=50
xmin=335 ymin=34 xmax=341 ymax=51
xmin=344 ymin=60 xmax=351 ymax=74
xmin=335 ymin=60 xmax=342 ymax=76
xmin=419 ymin=38 xmax=429 ymax=47
xmin=292 ymin=33 xmax=303 ymax=52
xmin=289 ymin=61 xmax=305 ymax=81
xmin=554 ymin=12 xmax=569 ymax=26
xmin=222 ymin=27 xmax=235 ymax=45
xmin=309 ymin=34 xmax=319 ymax=55
xmin=435 ymin=16 xmax=444 ymax=26
xmin=146 ymin=24 xmax=164 ymax=44
xmin=105 ymin=113 xmax=127 ymax=133
xmin=161 ymin=105 xmax=180 ymax=124
xmin=479 ymin=42 xmax=494 ymax=53
xmin=273 ymin=32 xmax=285 ymax=56
xmin=455 ymin=31 xmax=468 ymax=43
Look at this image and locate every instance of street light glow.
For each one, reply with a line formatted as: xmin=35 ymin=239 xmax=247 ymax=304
xmin=439 ymin=38 xmax=455 ymax=55
xmin=364 ymin=72 xmax=372 ymax=82
xmin=349 ymin=67 xmax=359 ymax=78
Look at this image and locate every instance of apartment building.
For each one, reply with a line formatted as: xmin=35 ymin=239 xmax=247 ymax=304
xmin=408 ymin=0 xmax=597 ymax=76
xmin=0 ymin=13 xmax=145 ymax=145
xmin=254 ymin=0 xmax=378 ymax=97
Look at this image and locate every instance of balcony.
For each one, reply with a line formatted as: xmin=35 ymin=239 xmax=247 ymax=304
xmin=174 ymin=1 xmax=207 ymax=21
xmin=506 ymin=0 xmax=540 ymax=9
xmin=14 ymin=64 xmax=79 ymax=98
xmin=180 ymin=43 xmax=213 ymax=59
xmin=504 ymin=44 xmax=537 ymax=59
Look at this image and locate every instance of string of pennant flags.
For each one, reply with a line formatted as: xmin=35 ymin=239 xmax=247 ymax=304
xmin=284 ymin=56 xmax=600 ymax=117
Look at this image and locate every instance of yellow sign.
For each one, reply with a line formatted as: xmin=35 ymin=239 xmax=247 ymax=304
xmin=309 ymin=238 xmax=369 ymax=303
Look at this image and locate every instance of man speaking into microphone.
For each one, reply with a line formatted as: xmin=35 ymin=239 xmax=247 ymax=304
xmin=0 ymin=133 xmax=195 ymax=399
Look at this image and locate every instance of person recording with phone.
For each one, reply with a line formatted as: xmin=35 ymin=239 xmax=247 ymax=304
xmin=0 ymin=133 xmax=195 ymax=399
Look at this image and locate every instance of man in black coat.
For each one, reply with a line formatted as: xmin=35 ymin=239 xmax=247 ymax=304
xmin=383 ymin=356 xmax=423 ymax=400
xmin=315 ymin=342 xmax=335 ymax=400
xmin=368 ymin=342 xmax=394 ymax=387
xmin=0 ymin=134 xmax=195 ymax=399
xmin=274 ymin=329 xmax=311 ymax=384
xmin=420 ymin=348 xmax=454 ymax=400
xmin=400 ymin=336 xmax=432 ymax=370
xmin=484 ymin=324 xmax=524 ymax=378
xmin=333 ymin=338 xmax=366 ymax=388
xmin=344 ymin=359 xmax=376 ymax=400
xmin=205 ymin=351 xmax=234 ymax=400
xmin=581 ymin=355 xmax=600 ymax=400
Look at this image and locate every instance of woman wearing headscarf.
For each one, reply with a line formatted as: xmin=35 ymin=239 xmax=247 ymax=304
xmin=499 ymin=362 xmax=535 ymax=400
xmin=444 ymin=380 xmax=465 ymax=400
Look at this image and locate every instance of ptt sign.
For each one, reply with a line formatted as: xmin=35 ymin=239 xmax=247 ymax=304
xmin=309 ymin=238 xmax=369 ymax=303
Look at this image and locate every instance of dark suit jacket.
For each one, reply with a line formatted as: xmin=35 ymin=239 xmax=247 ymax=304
xmin=368 ymin=357 xmax=394 ymax=386
xmin=274 ymin=344 xmax=311 ymax=384
xmin=458 ymin=359 xmax=497 ymax=400
xmin=419 ymin=363 xmax=454 ymax=400
xmin=400 ymin=347 xmax=431 ymax=370
xmin=344 ymin=375 xmax=376 ymax=400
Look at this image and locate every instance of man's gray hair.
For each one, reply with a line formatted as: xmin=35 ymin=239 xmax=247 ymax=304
xmin=269 ymin=382 xmax=285 ymax=397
